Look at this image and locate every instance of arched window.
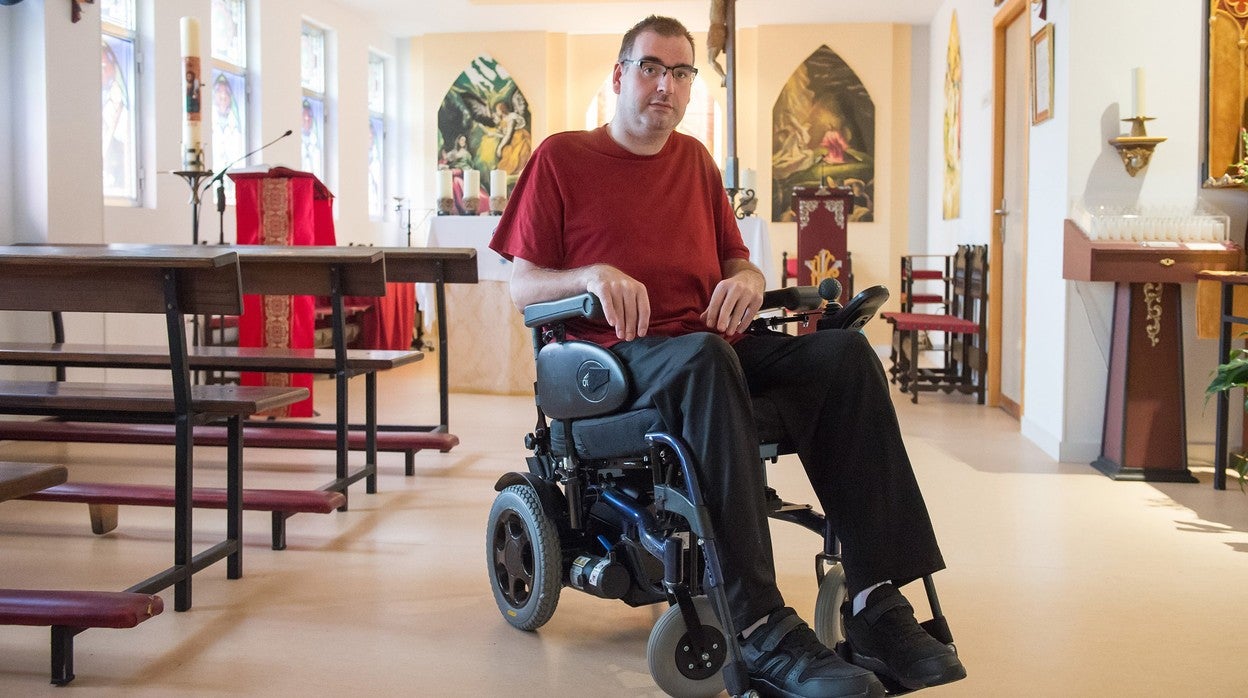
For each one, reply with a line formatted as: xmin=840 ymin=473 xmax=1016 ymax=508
xmin=584 ymin=74 xmax=723 ymax=164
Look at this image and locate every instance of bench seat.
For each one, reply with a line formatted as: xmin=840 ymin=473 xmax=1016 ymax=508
xmin=22 ymin=482 xmax=346 ymax=550
xmin=0 ymin=420 xmax=459 ymax=473
xmin=0 ymin=588 xmax=164 ymax=685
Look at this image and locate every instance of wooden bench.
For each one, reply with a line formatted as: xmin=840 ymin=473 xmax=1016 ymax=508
xmin=0 ymin=461 xmax=68 ymax=502
xmin=0 ymin=418 xmax=458 ymax=473
xmin=0 ymin=588 xmax=163 ymax=685
xmin=0 ymin=245 xmax=307 ymax=613
xmin=22 ymin=481 xmax=345 ymax=550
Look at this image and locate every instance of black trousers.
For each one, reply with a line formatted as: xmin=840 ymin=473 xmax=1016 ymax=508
xmin=611 ymin=330 xmax=944 ymax=630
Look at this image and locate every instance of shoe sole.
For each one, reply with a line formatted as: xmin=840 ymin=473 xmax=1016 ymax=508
xmin=850 ymin=651 xmax=967 ymax=691
xmin=749 ymin=677 xmax=886 ymax=698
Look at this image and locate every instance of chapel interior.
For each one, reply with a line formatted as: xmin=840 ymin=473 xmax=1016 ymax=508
xmin=1 ymin=1 xmax=1246 ymax=696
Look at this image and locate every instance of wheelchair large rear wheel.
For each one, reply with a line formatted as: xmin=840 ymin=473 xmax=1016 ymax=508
xmin=812 ymin=561 xmax=847 ymax=647
xmin=646 ymin=596 xmax=728 ymax=698
xmin=487 ymin=484 xmax=562 ymax=631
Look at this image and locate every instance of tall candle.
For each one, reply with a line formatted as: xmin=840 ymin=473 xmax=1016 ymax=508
xmin=463 ymin=169 xmax=480 ymax=199
xmin=436 ymin=169 xmax=453 ymax=199
xmin=180 ymin=17 xmax=203 ymax=169
xmin=490 ymin=169 xmax=507 ymax=198
xmin=1132 ymin=67 xmax=1146 ymax=117
xmin=741 ymin=168 xmax=757 ymax=191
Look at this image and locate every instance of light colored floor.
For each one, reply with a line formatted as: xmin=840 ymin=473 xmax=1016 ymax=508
xmin=1 ymin=358 xmax=1246 ymax=696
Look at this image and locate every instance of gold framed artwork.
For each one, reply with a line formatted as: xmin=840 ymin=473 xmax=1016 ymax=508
xmin=1205 ymin=1 xmax=1248 ymax=187
xmin=1030 ymin=22 xmax=1054 ymax=125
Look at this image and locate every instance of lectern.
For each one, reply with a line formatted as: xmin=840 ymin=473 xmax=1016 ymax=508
xmin=1063 ymin=219 xmax=1242 ymax=481
xmin=230 ymin=167 xmax=337 ymax=417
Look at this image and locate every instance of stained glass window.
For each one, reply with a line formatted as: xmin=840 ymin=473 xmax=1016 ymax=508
xmin=211 ymin=0 xmax=247 ymax=201
xmin=101 ymin=0 xmax=139 ymax=204
xmin=367 ymin=52 xmax=386 ymax=219
xmin=300 ymin=24 xmax=327 ymax=180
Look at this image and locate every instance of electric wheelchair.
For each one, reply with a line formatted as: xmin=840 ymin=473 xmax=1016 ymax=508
xmin=487 ymin=280 xmax=957 ymax=698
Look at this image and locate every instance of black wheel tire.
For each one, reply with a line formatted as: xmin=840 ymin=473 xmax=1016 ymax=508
xmin=646 ymin=596 xmax=727 ymax=698
xmin=812 ymin=561 xmax=847 ymax=647
xmin=487 ymin=484 xmax=562 ymax=631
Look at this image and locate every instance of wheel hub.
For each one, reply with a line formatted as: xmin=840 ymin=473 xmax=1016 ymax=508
xmin=492 ymin=510 xmax=535 ymax=607
xmin=673 ymin=625 xmax=726 ymax=681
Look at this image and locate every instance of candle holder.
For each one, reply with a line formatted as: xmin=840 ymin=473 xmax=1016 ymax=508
xmin=463 ymin=196 xmax=481 ymax=215
xmin=1109 ymin=117 xmax=1166 ymax=177
xmin=489 ymin=195 xmax=507 ymax=216
xmin=728 ymin=187 xmax=757 ymax=219
xmin=436 ymin=197 xmax=455 ymax=216
xmin=171 ymin=168 xmax=214 ymax=244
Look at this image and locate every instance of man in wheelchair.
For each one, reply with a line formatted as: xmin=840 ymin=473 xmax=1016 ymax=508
xmin=487 ymin=15 xmax=965 ymax=698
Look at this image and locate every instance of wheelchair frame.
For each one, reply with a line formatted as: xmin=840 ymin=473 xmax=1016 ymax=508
xmin=487 ymin=284 xmax=955 ymax=698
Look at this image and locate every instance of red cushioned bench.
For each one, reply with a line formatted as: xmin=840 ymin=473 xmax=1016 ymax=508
xmin=22 ymin=482 xmax=347 ymax=550
xmin=0 ymin=588 xmax=163 ymax=685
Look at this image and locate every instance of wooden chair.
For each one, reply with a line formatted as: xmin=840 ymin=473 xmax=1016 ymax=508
xmin=899 ymin=253 xmax=953 ymax=313
xmin=881 ymin=245 xmax=988 ymax=403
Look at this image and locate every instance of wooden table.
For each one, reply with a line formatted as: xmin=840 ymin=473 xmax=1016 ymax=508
xmin=1196 ymin=270 xmax=1248 ymax=490
xmin=0 ymin=245 xmax=307 ymax=611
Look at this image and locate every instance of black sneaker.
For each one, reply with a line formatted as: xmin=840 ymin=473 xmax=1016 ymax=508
xmin=741 ymin=607 xmax=884 ymax=698
xmin=842 ymin=584 xmax=966 ymax=691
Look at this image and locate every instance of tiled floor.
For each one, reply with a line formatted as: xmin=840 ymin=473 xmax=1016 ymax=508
xmin=1 ymin=359 xmax=1246 ymax=696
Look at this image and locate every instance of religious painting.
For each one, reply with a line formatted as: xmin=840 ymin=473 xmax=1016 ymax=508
xmin=943 ymin=12 xmax=963 ymax=220
xmin=437 ymin=55 xmax=532 ymax=214
xmin=771 ymin=45 xmax=875 ymax=223
xmin=1205 ymin=0 xmax=1248 ymax=187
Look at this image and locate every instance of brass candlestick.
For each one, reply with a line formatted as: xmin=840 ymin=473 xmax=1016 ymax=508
xmin=1109 ymin=117 xmax=1166 ymax=177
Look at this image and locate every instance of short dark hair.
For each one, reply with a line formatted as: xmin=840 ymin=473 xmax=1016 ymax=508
xmin=618 ymin=15 xmax=695 ymax=63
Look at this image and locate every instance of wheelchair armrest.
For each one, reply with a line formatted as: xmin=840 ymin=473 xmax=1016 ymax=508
xmin=761 ymin=286 xmax=825 ymax=312
xmin=523 ymin=293 xmax=604 ymax=329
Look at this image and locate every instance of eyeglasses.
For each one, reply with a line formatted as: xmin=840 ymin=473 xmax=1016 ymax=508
xmin=620 ymin=58 xmax=698 ymax=84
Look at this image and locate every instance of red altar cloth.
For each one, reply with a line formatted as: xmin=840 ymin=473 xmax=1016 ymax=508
xmin=346 ymin=282 xmax=415 ymax=351
xmin=230 ymin=168 xmax=337 ymax=417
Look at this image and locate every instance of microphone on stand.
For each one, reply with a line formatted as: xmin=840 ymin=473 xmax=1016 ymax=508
xmin=203 ymin=129 xmax=294 ymax=193
xmin=205 ymin=129 xmax=293 ymax=244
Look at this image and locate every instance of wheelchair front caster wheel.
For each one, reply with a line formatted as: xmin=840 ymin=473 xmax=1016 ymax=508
xmin=646 ymin=596 xmax=728 ymax=698
xmin=487 ymin=484 xmax=562 ymax=631
xmin=812 ymin=561 xmax=847 ymax=648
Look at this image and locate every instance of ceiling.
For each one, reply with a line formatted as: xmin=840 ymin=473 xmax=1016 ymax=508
xmin=329 ymin=0 xmax=946 ymax=38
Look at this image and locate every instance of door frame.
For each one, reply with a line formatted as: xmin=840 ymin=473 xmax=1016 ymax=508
xmin=990 ymin=0 xmax=1030 ymax=416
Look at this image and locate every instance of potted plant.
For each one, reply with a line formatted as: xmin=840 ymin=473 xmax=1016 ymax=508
xmin=1206 ymin=346 xmax=1248 ymax=490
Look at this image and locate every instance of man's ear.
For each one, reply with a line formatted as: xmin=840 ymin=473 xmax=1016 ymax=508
xmin=611 ymin=63 xmax=623 ymax=95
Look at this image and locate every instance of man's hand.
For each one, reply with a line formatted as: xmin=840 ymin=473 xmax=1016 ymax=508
xmin=586 ymin=265 xmax=651 ymax=341
xmin=702 ymin=264 xmax=764 ymax=335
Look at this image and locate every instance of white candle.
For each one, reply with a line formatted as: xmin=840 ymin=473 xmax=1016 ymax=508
xmin=180 ymin=17 xmax=202 ymax=168
xmin=490 ymin=169 xmax=507 ymax=198
xmin=463 ymin=169 xmax=480 ymax=199
xmin=436 ymin=169 xmax=453 ymax=199
xmin=1132 ymin=67 xmax=1146 ymax=117
xmin=741 ymin=168 xmax=757 ymax=191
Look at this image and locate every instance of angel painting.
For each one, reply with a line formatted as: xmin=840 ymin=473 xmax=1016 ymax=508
xmin=436 ymin=55 xmax=532 ymax=213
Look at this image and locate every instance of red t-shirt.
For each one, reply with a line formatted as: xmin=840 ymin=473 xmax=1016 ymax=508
xmin=489 ymin=126 xmax=749 ymax=346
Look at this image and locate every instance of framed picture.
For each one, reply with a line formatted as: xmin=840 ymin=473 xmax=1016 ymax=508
xmin=1031 ymin=22 xmax=1055 ymax=125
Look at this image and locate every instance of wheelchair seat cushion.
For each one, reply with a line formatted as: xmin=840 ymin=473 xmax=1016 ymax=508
xmin=549 ymin=408 xmax=664 ymax=460
xmin=547 ymin=396 xmax=791 ymax=461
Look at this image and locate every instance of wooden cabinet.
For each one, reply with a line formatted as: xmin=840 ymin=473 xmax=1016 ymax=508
xmin=1063 ymin=220 xmax=1243 ymax=481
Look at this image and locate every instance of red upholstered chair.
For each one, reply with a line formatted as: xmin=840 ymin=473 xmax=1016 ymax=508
xmin=899 ymin=253 xmax=953 ymax=313
xmin=881 ymin=245 xmax=988 ymax=403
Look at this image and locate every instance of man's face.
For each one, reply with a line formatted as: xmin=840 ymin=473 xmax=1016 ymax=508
xmin=612 ymin=30 xmax=694 ymax=137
